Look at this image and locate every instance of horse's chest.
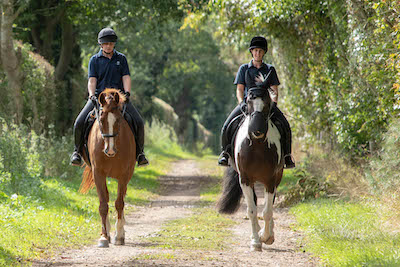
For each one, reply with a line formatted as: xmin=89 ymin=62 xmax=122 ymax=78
xmin=235 ymin=119 xmax=282 ymax=167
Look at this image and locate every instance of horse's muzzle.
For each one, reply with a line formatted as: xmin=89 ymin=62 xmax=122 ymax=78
xmin=104 ymin=147 xmax=117 ymax=157
xmin=249 ymin=112 xmax=268 ymax=140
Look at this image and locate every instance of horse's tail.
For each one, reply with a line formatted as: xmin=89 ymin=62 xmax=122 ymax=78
xmin=79 ymin=164 xmax=95 ymax=194
xmin=217 ymin=166 xmax=243 ymax=214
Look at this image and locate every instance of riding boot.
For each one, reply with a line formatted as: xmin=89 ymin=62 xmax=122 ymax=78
xmin=218 ymin=104 xmax=243 ymax=166
xmin=70 ymin=128 xmax=83 ymax=166
xmin=271 ymin=105 xmax=295 ymax=169
xmin=283 ymin=125 xmax=295 ymax=169
xmin=71 ymin=99 xmax=94 ymax=166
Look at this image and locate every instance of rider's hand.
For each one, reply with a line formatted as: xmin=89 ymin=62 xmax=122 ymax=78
xmin=124 ymin=91 xmax=130 ymax=103
xmin=89 ymin=95 xmax=97 ymax=106
xmin=240 ymin=101 xmax=247 ymax=113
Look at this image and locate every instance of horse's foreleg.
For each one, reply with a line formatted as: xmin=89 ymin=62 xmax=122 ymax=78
xmin=94 ymin=173 xmax=110 ymax=248
xmin=113 ymin=181 xmax=127 ymax=245
xmin=241 ymin=180 xmax=262 ymax=251
xmin=259 ymin=187 xmax=275 ymax=245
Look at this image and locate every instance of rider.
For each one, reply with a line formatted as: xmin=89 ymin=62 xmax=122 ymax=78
xmin=218 ymin=36 xmax=295 ymax=169
xmin=70 ymin=27 xmax=149 ymax=166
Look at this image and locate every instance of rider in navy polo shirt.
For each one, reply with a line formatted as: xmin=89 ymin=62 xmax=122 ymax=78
xmin=70 ymin=28 xmax=149 ymax=166
xmin=218 ymin=36 xmax=295 ymax=169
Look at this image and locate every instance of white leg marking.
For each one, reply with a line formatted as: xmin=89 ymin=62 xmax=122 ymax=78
xmin=115 ymin=211 xmax=125 ymax=240
xmin=253 ymin=98 xmax=264 ymax=112
xmin=240 ymin=179 xmax=261 ymax=251
xmin=259 ymin=188 xmax=275 ymax=244
xmin=267 ymin=121 xmax=281 ymax=164
xmin=106 ymin=214 xmax=111 ymax=238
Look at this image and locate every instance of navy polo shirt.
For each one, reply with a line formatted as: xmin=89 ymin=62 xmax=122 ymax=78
xmin=234 ymin=60 xmax=280 ymax=99
xmin=88 ymin=49 xmax=130 ymax=95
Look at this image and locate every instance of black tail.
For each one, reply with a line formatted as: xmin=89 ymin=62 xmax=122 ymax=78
xmin=217 ymin=166 xmax=243 ymax=214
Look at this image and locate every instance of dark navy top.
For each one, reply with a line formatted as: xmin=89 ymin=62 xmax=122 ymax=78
xmin=88 ymin=49 xmax=130 ymax=95
xmin=234 ymin=60 xmax=280 ymax=99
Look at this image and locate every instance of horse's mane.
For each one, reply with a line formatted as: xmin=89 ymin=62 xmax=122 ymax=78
xmin=101 ymin=88 xmax=126 ymax=110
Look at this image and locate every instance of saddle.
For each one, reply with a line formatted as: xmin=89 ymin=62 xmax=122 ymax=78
xmin=225 ymin=112 xmax=286 ymax=163
xmin=82 ymin=104 xmax=137 ymax=166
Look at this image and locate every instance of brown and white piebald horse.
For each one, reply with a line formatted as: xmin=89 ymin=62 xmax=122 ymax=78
xmin=80 ymin=88 xmax=136 ymax=247
xmin=217 ymin=70 xmax=284 ymax=251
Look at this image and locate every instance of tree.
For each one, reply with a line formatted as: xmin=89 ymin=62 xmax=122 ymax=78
xmin=0 ymin=0 xmax=27 ymax=124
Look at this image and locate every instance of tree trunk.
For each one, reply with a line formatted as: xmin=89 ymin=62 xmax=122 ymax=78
xmin=1 ymin=0 xmax=24 ymax=124
xmin=55 ymin=15 xmax=74 ymax=81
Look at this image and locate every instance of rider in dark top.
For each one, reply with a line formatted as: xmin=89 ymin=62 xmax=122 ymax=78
xmin=70 ymin=28 xmax=149 ymax=167
xmin=218 ymin=36 xmax=295 ymax=169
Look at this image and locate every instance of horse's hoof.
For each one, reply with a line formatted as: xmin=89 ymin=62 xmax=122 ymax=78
xmin=113 ymin=236 xmax=125 ymax=245
xmin=250 ymin=240 xmax=262 ymax=252
xmin=98 ymin=237 xmax=109 ymax=248
xmin=250 ymin=243 xmax=262 ymax=252
xmin=263 ymin=235 xmax=275 ymax=245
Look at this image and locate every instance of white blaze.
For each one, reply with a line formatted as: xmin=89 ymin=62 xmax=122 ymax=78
xmin=253 ymin=98 xmax=264 ymax=112
xmin=107 ymin=112 xmax=117 ymax=151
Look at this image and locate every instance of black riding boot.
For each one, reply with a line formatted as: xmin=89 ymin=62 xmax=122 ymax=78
xmin=70 ymin=99 xmax=94 ymax=166
xmin=271 ymin=105 xmax=295 ymax=169
xmin=218 ymin=104 xmax=243 ymax=166
xmin=125 ymin=102 xmax=149 ymax=166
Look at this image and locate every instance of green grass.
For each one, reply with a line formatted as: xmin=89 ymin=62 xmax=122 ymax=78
xmin=146 ymin=208 xmax=237 ymax=250
xmin=291 ymin=198 xmax=400 ymax=266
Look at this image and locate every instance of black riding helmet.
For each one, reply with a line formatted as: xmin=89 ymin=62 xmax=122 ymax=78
xmin=249 ymin=36 xmax=268 ymax=53
xmin=98 ymin=28 xmax=118 ymax=44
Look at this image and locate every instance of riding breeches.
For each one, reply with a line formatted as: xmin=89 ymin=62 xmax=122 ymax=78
xmin=73 ymin=100 xmax=145 ymax=155
xmin=220 ymin=102 xmax=292 ymax=156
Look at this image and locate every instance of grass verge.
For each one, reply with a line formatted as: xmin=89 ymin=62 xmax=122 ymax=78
xmin=146 ymin=208 xmax=236 ymax=250
xmin=291 ymin=198 xmax=400 ymax=266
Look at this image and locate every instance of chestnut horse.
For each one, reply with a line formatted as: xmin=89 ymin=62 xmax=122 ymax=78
xmin=79 ymin=88 xmax=136 ymax=248
xmin=217 ymin=70 xmax=284 ymax=251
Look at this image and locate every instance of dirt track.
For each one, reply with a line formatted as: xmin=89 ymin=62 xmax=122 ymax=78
xmin=32 ymin=160 xmax=316 ymax=267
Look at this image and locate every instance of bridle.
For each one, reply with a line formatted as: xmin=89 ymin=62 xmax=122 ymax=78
xmin=93 ymin=98 xmax=126 ymax=139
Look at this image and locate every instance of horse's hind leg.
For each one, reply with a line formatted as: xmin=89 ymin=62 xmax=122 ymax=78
xmin=113 ymin=181 xmax=127 ymax=245
xmin=259 ymin=187 xmax=275 ymax=245
xmin=94 ymin=172 xmax=110 ymax=248
xmin=240 ymin=180 xmax=262 ymax=251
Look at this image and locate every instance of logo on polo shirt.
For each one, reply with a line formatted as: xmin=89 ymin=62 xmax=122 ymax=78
xmin=116 ymin=61 xmax=120 ymax=66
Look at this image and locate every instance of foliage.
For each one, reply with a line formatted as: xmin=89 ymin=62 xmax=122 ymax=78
xmin=204 ymin=0 xmax=400 ymax=157
xmin=367 ymin=118 xmax=400 ymax=194
xmin=291 ymin=199 xmax=400 ymax=266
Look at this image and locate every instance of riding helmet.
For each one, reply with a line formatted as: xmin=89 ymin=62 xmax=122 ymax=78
xmin=249 ymin=36 xmax=268 ymax=52
xmin=98 ymin=28 xmax=118 ymax=44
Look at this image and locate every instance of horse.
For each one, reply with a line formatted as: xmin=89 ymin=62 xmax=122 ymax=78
xmin=79 ymin=88 xmax=136 ymax=248
xmin=217 ymin=70 xmax=284 ymax=251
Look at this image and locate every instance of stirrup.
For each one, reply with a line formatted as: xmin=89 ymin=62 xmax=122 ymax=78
xmin=70 ymin=151 xmax=82 ymax=166
xmin=284 ymin=154 xmax=295 ymax=169
xmin=218 ymin=151 xmax=229 ymax=166
xmin=137 ymin=153 xmax=149 ymax=166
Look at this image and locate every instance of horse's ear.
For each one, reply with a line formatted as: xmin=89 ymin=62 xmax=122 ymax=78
xmin=99 ymin=93 xmax=106 ymax=106
xmin=114 ymin=92 xmax=120 ymax=104
xmin=245 ymin=69 xmax=256 ymax=89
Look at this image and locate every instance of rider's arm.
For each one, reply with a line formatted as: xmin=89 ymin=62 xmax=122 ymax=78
xmin=270 ymin=85 xmax=279 ymax=103
xmin=88 ymin=77 xmax=97 ymax=97
xmin=236 ymin=84 xmax=245 ymax=104
xmin=122 ymin=75 xmax=131 ymax=94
